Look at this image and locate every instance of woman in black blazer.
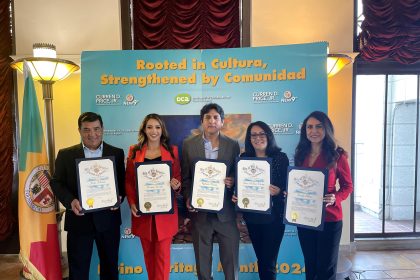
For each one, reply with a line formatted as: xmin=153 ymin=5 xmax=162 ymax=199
xmin=234 ymin=121 xmax=289 ymax=280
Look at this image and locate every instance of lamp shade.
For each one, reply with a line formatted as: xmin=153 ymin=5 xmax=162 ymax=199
xmin=327 ymin=54 xmax=352 ymax=78
xmin=33 ymin=43 xmax=57 ymax=58
xmin=10 ymin=57 xmax=80 ymax=83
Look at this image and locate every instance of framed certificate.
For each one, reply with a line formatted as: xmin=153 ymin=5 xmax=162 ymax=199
xmin=283 ymin=166 xmax=328 ymax=231
xmin=135 ymin=161 xmax=173 ymax=215
xmin=191 ymin=159 xmax=227 ymax=212
xmin=235 ymin=157 xmax=272 ymax=214
xmin=76 ymin=156 xmax=120 ymax=213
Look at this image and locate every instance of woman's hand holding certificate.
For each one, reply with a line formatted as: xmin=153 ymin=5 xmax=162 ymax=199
xmin=235 ymin=158 xmax=271 ymax=213
xmin=135 ymin=162 xmax=173 ymax=215
xmin=283 ymin=167 xmax=328 ymax=230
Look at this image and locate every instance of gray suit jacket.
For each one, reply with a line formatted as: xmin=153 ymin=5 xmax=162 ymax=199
xmin=181 ymin=133 xmax=240 ymax=223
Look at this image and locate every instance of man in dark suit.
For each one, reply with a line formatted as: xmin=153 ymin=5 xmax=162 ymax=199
xmin=182 ymin=103 xmax=240 ymax=280
xmin=51 ymin=112 xmax=125 ymax=280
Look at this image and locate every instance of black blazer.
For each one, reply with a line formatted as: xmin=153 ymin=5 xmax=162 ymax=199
xmin=51 ymin=142 xmax=126 ymax=234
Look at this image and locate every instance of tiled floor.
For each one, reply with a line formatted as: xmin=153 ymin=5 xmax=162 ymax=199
xmin=1 ymin=250 xmax=420 ymax=279
xmin=348 ymin=250 xmax=420 ymax=279
xmin=355 ymin=210 xmax=420 ymax=234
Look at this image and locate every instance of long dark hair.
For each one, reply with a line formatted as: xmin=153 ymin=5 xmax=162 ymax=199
xmin=131 ymin=114 xmax=174 ymax=159
xmin=243 ymin=121 xmax=281 ymax=157
xmin=294 ymin=111 xmax=345 ymax=167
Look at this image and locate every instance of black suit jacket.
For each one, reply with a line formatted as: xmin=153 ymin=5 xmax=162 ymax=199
xmin=51 ymin=142 xmax=126 ymax=234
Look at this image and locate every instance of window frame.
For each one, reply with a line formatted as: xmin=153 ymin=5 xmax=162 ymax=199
xmin=352 ymin=0 xmax=420 ymax=239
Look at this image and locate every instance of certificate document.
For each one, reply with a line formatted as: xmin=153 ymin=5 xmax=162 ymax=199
xmin=135 ymin=161 xmax=173 ymax=215
xmin=191 ymin=160 xmax=227 ymax=212
xmin=284 ymin=167 xmax=328 ymax=230
xmin=76 ymin=157 xmax=119 ymax=213
xmin=236 ymin=158 xmax=271 ymax=213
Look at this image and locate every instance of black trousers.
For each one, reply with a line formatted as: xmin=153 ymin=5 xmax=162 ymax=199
xmin=297 ymin=221 xmax=343 ymax=280
xmin=247 ymin=219 xmax=285 ymax=280
xmin=67 ymin=226 xmax=120 ymax=280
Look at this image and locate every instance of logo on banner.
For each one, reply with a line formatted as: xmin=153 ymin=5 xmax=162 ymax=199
xmin=96 ymin=94 xmax=121 ymax=105
xmin=252 ymin=91 xmax=279 ymax=103
xmin=269 ymin=123 xmax=294 ymax=135
xmin=121 ymin=227 xmax=135 ymax=239
xmin=281 ymin=90 xmax=298 ymax=103
xmin=123 ymin=94 xmax=139 ymax=106
xmin=24 ymin=165 xmax=55 ymax=213
xmin=175 ymin=93 xmax=191 ymax=105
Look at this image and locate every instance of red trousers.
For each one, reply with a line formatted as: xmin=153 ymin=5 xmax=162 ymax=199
xmin=140 ymin=217 xmax=173 ymax=280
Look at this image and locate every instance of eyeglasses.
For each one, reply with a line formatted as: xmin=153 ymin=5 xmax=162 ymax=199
xmin=250 ymin=132 xmax=267 ymax=139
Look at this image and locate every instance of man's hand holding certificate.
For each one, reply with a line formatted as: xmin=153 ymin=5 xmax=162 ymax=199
xmin=191 ymin=160 xmax=227 ymax=212
xmin=76 ymin=157 xmax=120 ymax=213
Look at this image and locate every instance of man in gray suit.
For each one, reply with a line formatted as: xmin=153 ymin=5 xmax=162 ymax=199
xmin=182 ymin=103 xmax=240 ymax=280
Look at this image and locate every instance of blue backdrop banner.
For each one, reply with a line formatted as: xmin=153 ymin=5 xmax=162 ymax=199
xmin=81 ymin=42 xmax=328 ymax=279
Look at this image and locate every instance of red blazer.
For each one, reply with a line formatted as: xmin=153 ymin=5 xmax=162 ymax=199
xmin=125 ymin=144 xmax=181 ymax=241
xmin=302 ymin=152 xmax=353 ymax=222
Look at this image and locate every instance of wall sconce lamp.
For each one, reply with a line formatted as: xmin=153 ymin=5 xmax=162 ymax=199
xmin=11 ymin=43 xmax=80 ymax=175
xmin=327 ymin=53 xmax=353 ymax=78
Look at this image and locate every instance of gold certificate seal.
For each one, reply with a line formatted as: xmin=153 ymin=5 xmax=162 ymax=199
xmin=292 ymin=211 xmax=298 ymax=222
xmin=242 ymin=198 xmax=249 ymax=208
xmin=87 ymin=198 xmax=94 ymax=208
xmin=144 ymin=202 xmax=152 ymax=211
xmin=197 ymin=198 xmax=204 ymax=207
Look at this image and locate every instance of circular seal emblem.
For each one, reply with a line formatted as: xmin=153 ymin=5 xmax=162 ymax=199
xmin=86 ymin=198 xmax=95 ymax=208
xmin=24 ymin=164 xmax=55 ymax=213
xmin=291 ymin=211 xmax=299 ymax=222
xmin=144 ymin=202 xmax=152 ymax=211
xmin=242 ymin=198 xmax=250 ymax=208
xmin=126 ymin=94 xmax=134 ymax=102
xmin=283 ymin=90 xmax=292 ymax=99
xmin=124 ymin=227 xmax=132 ymax=235
xmin=197 ymin=198 xmax=204 ymax=207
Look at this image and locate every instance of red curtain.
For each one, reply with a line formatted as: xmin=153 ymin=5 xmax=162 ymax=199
xmin=133 ymin=0 xmax=240 ymax=49
xmin=0 ymin=0 xmax=15 ymax=241
xmin=358 ymin=0 xmax=420 ymax=64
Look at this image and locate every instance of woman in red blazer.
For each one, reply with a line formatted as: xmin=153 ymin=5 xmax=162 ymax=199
xmin=125 ymin=113 xmax=181 ymax=280
xmin=294 ymin=111 xmax=353 ymax=280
